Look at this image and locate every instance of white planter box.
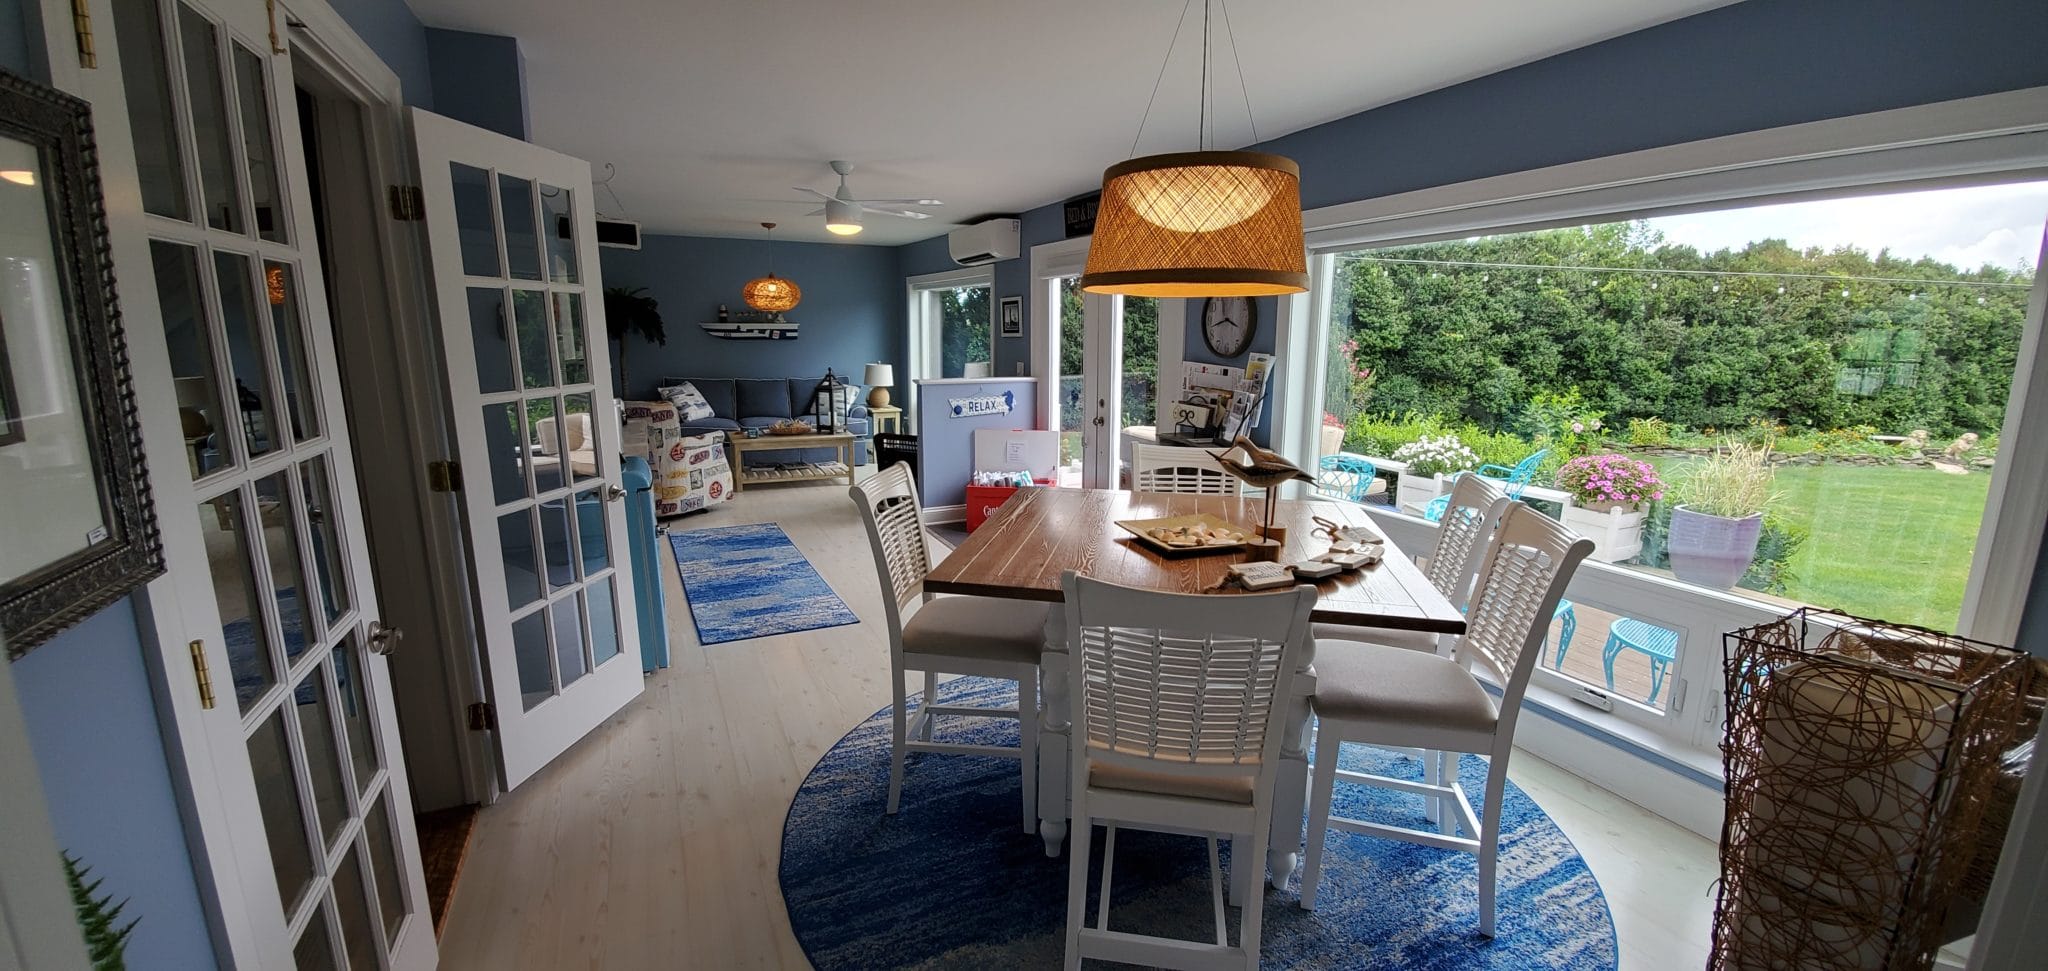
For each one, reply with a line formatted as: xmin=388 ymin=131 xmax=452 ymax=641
xmin=1395 ymin=473 xmax=1445 ymax=514
xmin=1563 ymin=503 xmax=1647 ymax=563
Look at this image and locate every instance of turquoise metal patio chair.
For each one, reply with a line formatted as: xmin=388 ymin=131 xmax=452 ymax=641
xmin=1316 ymin=454 xmax=1384 ymax=504
xmin=1602 ymin=617 xmax=1680 ymax=704
xmin=1543 ymin=599 xmax=1577 ymax=662
xmin=1475 ymin=448 xmax=1549 ymax=500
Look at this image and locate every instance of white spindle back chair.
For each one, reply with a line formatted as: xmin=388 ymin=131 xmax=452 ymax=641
xmin=1300 ymin=502 xmax=1593 ymax=936
xmin=851 ymin=464 xmax=1042 ymax=831
xmin=1060 ymin=571 xmax=1316 ymax=971
xmin=1130 ymin=442 xmax=1244 ymax=495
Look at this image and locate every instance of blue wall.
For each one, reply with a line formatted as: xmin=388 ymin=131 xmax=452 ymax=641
xmin=425 ymin=28 xmax=527 ymax=139
xmin=914 ymin=377 xmax=1041 ymax=509
xmin=15 ymin=605 xmax=219 ymax=966
xmin=601 ymin=234 xmax=903 ymax=399
xmin=896 ymin=0 xmax=2048 ymax=448
xmin=328 ymin=0 xmax=434 ymax=108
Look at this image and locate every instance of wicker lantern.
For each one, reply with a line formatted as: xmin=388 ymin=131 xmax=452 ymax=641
xmin=1076 ymin=0 xmax=1306 ymax=298
xmin=1079 ymin=151 xmax=1307 ymax=297
xmin=743 ymin=221 xmax=801 ymax=313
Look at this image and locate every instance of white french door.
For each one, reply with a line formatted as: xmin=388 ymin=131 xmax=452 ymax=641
xmin=76 ymin=0 xmax=436 ymax=966
xmin=1045 ymin=275 xmax=1167 ymax=489
xmin=410 ymin=109 xmax=642 ymax=791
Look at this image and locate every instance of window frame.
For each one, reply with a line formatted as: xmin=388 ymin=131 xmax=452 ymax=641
xmin=1285 ymin=86 xmax=2048 ymax=832
xmin=905 ymin=266 xmax=994 ymax=417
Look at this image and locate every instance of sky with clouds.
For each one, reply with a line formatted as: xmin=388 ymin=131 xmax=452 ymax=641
xmin=1644 ymin=180 xmax=2048 ymax=273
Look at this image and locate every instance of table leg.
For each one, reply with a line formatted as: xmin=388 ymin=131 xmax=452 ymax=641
xmin=1267 ymin=652 xmax=1317 ymax=890
xmin=1038 ymin=609 xmax=1071 ymax=857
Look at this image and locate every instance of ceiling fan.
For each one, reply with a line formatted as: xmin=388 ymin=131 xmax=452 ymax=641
xmin=794 ymin=160 xmax=943 ymax=236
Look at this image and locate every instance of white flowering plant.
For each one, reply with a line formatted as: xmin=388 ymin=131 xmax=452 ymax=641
xmin=1391 ymin=434 xmax=1481 ymax=478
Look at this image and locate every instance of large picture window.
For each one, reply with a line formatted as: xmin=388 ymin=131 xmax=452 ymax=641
xmin=1318 ymin=180 xmax=2046 ymax=720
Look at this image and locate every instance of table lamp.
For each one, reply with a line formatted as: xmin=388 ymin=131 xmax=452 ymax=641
xmin=864 ymin=362 xmax=894 ymax=408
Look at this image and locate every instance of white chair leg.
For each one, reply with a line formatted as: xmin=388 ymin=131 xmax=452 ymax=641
xmin=887 ymin=681 xmax=908 ymax=815
xmin=1228 ymin=834 xmax=1254 ymax=908
xmin=1019 ymin=669 xmax=1039 ymax=834
xmin=1478 ymin=760 xmax=1509 ymax=938
xmin=1064 ymin=815 xmax=1090 ymax=970
xmin=1438 ymin=750 xmax=1457 ymax=837
xmin=1240 ymin=822 xmax=1270 ymax=968
xmin=1421 ymin=747 xmax=1441 ymax=825
xmin=920 ymin=671 xmax=939 ymax=741
xmin=1299 ymin=729 xmax=1342 ymax=911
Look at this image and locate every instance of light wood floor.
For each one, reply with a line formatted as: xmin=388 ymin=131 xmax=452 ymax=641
xmin=435 ymin=478 xmax=1719 ymax=969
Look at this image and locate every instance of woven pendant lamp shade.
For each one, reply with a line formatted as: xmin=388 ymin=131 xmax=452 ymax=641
xmin=1079 ymin=150 xmax=1308 ymax=297
xmin=742 ymin=273 xmax=801 ymax=313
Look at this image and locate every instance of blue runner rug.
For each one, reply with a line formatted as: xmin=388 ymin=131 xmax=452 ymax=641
xmin=668 ymin=522 xmax=859 ymax=644
xmin=781 ymin=677 xmax=1617 ymax=969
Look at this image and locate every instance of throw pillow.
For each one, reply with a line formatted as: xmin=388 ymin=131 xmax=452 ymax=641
xmin=659 ymin=381 xmax=716 ymax=422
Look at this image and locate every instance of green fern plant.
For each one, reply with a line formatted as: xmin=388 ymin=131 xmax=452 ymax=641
xmin=64 ymin=853 xmax=136 ymax=971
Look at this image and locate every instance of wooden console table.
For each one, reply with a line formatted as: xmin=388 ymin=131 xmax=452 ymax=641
xmin=726 ymin=431 xmax=855 ymax=491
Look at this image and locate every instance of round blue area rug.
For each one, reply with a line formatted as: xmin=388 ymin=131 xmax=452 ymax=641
xmin=780 ymin=678 xmax=1618 ymax=970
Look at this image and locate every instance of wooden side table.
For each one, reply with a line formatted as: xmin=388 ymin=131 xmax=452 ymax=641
xmin=868 ymin=404 xmax=903 ymax=435
xmin=726 ymin=431 xmax=855 ymax=491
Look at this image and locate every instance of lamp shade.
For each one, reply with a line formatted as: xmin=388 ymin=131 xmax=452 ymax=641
xmin=825 ymin=198 xmax=863 ymax=236
xmin=1079 ymin=150 xmax=1308 ymax=297
xmin=742 ymin=273 xmax=801 ymax=313
xmin=863 ymin=362 xmax=894 ymax=388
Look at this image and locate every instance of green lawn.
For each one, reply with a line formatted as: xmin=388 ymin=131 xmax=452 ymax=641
xmin=1647 ymin=459 xmax=1991 ymax=629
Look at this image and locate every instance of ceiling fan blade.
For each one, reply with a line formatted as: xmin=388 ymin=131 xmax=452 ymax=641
xmin=803 ymin=207 xmax=826 ymax=217
xmin=866 ymin=207 xmax=934 ymax=220
xmin=793 ymin=186 xmax=835 ymax=202
xmin=853 ymin=198 xmax=944 ymax=207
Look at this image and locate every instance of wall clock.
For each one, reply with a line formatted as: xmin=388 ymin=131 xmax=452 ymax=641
xmin=1201 ymin=296 xmax=1257 ymax=358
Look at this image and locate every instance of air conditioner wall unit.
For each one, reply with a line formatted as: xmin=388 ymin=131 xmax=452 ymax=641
xmin=948 ymin=218 xmax=1021 ymax=266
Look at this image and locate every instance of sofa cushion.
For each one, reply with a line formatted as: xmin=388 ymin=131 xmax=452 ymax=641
xmin=738 ymin=378 xmax=794 ymax=419
xmin=662 ymin=377 xmax=736 ymax=418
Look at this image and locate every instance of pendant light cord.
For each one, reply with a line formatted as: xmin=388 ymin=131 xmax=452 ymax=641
xmin=1199 ymin=0 xmax=1210 ymax=151
xmin=1128 ymin=0 xmax=1197 ymax=158
xmin=1217 ymin=0 xmax=1258 ymax=146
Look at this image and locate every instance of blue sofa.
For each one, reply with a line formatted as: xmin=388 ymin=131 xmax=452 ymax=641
xmin=659 ymin=375 xmax=871 ymax=468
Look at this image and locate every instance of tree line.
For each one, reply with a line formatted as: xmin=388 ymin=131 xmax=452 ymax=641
xmin=1330 ymin=223 xmax=2033 ymax=438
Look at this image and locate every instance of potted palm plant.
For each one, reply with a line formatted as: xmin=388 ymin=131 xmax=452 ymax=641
xmin=1667 ymin=442 xmax=1778 ymax=589
xmin=1556 ymin=453 xmax=1662 ymax=562
xmin=1390 ymin=433 xmax=1479 ymax=512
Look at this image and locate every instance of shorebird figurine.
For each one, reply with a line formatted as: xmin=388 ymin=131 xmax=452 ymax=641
xmin=1212 ymin=436 xmax=1314 ymax=547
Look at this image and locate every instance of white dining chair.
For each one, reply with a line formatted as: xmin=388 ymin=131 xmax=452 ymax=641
xmin=1060 ymin=571 xmax=1316 ymax=971
xmin=851 ymin=463 xmax=1044 ymax=832
xmin=1130 ymin=442 xmax=1244 ymax=495
xmin=1312 ymin=472 xmax=1506 ymax=654
xmin=1299 ymin=502 xmax=1593 ymax=936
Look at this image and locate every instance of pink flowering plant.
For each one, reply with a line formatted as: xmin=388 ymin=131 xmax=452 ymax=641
xmin=1554 ymin=453 xmax=1664 ymax=510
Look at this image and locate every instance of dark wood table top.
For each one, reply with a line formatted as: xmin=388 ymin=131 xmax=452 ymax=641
xmin=924 ymin=487 xmax=1467 ymax=633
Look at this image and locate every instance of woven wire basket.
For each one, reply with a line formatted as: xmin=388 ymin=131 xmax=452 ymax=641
xmin=1710 ymin=608 xmax=2032 ymax=971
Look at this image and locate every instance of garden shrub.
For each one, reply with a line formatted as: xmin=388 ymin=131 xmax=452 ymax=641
xmin=1626 ymin=417 xmax=1671 ymax=446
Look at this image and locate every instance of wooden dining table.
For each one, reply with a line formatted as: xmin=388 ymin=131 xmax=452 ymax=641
xmin=923 ymin=486 xmax=1467 ymax=890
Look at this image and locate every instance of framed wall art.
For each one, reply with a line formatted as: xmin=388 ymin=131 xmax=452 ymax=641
xmin=0 ymin=70 xmax=163 ymax=655
xmin=999 ymin=295 xmax=1022 ymax=337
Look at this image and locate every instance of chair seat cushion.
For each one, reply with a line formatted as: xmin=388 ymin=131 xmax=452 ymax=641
xmin=1311 ymin=640 xmax=1497 ymax=741
xmin=901 ymin=596 xmax=1047 ymax=666
xmin=1088 ymin=761 xmax=1255 ymax=805
xmin=1311 ymin=623 xmax=1440 ymax=653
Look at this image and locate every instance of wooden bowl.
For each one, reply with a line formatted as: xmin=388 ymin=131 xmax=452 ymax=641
xmin=766 ymin=421 xmax=814 ymax=435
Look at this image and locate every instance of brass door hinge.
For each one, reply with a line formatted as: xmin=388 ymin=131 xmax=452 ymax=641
xmin=467 ymin=702 xmax=496 ymax=731
xmin=71 ymin=0 xmax=96 ymax=68
xmin=427 ymin=459 xmax=464 ymax=493
xmin=388 ymin=184 xmax=426 ymax=221
xmin=188 ymin=640 xmax=216 ymax=710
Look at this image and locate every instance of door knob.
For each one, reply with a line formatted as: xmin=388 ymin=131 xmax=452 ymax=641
xmin=605 ymin=483 xmax=627 ymax=502
xmin=367 ymin=621 xmax=403 ymax=657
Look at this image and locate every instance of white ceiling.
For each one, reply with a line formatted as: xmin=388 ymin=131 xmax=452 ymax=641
xmin=405 ymin=0 xmax=1742 ymax=245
